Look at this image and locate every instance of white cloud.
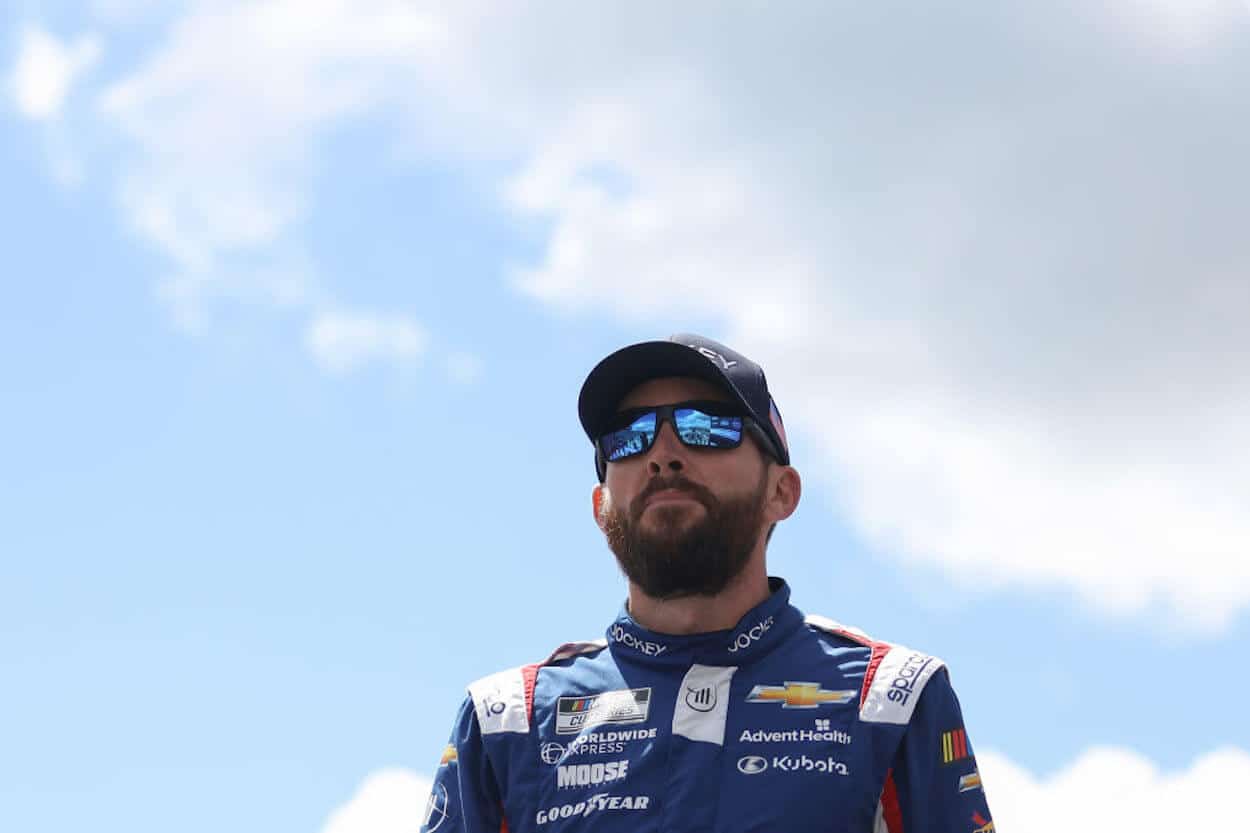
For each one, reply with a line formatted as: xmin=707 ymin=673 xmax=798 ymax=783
xmin=9 ymin=25 xmax=101 ymax=121
xmin=77 ymin=0 xmax=457 ymax=373
xmin=410 ymin=1 xmax=1250 ymax=632
xmin=305 ymin=309 xmax=427 ymax=374
xmin=89 ymin=0 xmax=165 ymax=24
xmin=980 ymin=746 xmax=1250 ymax=832
xmin=96 ymin=0 xmax=445 ymax=265
xmin=1105 ymin=0 xmax=1250 ymax=50
xmin=28 ymin=1 xmax=1250 ymax=625
xmin=320 ymin=768 xmax=432 ymax=833
xmin=95 ymin=0 xmax=443 ymax=273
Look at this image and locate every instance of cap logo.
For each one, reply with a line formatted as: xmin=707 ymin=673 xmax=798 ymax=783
xmin=690 ymin=345 xmax=738 ymax=370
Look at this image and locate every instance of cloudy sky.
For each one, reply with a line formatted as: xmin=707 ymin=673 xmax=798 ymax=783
xmin=3 ymin=2 xmax=1248 ymax=831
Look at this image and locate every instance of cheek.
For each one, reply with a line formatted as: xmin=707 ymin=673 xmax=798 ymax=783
xmin=606 ymin=469 xmax=651 ymax=519
xmin=604 ymin=465 xmax=638 ymax=500
xmin=711 ymin=459 xmax=768 ymax=499
xmin=706 ymin=455 xmax=750 ymax=481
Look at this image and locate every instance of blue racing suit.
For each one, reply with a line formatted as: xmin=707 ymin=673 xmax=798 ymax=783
xmin=422 ymin=578 xmax=994 ymax=832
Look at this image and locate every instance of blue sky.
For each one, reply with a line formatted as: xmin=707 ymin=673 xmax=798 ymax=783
xmin=4 ymin=4 xmax=1250 ymax=832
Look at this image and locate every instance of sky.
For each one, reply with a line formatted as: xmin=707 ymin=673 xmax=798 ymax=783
xmin=2 ymin=2 xmax=1248 ymax=831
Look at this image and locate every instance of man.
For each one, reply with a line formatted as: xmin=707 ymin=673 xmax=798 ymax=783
xmin=422 ymin=334 xmax=994 ymax=833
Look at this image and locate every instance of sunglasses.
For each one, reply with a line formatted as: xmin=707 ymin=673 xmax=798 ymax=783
xmin=596 ymin=400 xmax=762 ymax=465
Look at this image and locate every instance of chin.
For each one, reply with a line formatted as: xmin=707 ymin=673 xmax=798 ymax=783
xmin=641 ymin=502 xmax=704 ymax=525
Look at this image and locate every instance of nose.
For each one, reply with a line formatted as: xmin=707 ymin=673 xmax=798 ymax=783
xmin=645 ymin=417 xmax=686 ymax=474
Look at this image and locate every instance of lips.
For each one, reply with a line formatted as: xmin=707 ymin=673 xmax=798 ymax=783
xmin=644 ymin=488 xmax=700 ymax=507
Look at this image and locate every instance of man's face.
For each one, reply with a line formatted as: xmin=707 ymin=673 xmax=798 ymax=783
xmin=597 ymin=376 xmax=771 ymax=599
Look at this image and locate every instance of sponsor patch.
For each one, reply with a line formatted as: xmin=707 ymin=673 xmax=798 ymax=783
xmin=747 ymin=681 xmax=857 ymax=708
xmin=673 ymin=664 xmax=736 ymax=745
xmin=942 ymin=728 xmax=971 ymax=765
xmin=860 ymin=646 xmax=946 ymax=726
xmin=439 ymin=745 xmax=457 ymax=766
xmin=738 ymin=726 xmax=852 ymax=745
xmin=556 ymin=727 xmax=657 ymax=759
xmin=885 ymin=651 xmax=936 ymax=706
xmin=609 ymin=624 xmax=668 ymax=657
xmin=685 ymin=685 xmax=716 ymax=712
xmin=468 ymin=667 xmax=529 ymax=735
xmin=771 ymin=754 xmax=850 ymax=775
xmin=557 ymin=759 xmax=629 ymax=789
xmin=535 ymin=794 xmax=650 ymax=825
xmin=422 ymin=783 xmax=450 ymax=832
xmin=556 ymin=688 xmax=651 ymax=735
xmin=735 ymin=754 xmax=850 ymax=776
xmin=958 ymin=770 xmax=982 ymax=793
xmin=972 ymin=810 xmax=995 ymax=832
xmin=728 ymin=615 xmax=774 ymax=653
xmin=737 ymin=755 xmax=768 ymax=774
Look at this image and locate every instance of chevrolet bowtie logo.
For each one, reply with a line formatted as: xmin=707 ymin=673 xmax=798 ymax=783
xmin=746 ymin=682 xmax=858 ymax=708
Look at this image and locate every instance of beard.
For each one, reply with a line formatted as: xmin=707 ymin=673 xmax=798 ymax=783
xmin=603 ymin=469 xmax=768 ymax=600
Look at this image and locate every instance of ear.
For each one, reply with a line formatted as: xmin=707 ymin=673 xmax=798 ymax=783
xmin=592 ymin=484 xmax=611 ymax=531
xmin=765 ymin=466 xmax=801 ymax=524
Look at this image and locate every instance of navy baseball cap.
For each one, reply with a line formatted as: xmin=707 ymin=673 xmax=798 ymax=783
xmin=579 ymin=333 xmax=791 ymax=480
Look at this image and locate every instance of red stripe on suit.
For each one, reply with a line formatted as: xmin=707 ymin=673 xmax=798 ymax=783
xmin=880 ymin=769 xmax=904 ymax=833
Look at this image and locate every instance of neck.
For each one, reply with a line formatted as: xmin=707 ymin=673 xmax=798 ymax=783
xmin=625 ymin=549 xmax=770 ymax=635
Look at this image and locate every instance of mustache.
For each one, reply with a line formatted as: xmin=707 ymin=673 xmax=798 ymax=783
xmin=635 ymin=476 xmax=717 ymax=509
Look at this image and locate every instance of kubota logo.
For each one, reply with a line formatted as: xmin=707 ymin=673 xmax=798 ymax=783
xmin=737 ymin=755 xmax=768 ymax=774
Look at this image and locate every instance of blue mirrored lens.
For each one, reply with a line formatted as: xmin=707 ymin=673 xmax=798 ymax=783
xmin=675 ymin=408 xmax=742 ymax=448
xmin=603 ymin=412 xmax=656 ymax=461
xmin=599 ymin=405 xmax=744 ymax=465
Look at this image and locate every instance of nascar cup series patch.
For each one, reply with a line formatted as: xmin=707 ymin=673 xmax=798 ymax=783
xmin=555 ymin=688 xmax=651 ymax=735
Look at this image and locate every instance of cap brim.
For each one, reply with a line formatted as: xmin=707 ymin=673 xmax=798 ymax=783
xmin=578 ymin=340 xmax=747 ymax=440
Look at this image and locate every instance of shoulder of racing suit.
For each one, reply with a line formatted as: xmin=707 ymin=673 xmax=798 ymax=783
xmin=466 ymin=638 xmax=608 ymax=735
xmin=804 ymin=613 xmax=947 ymax=727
